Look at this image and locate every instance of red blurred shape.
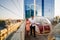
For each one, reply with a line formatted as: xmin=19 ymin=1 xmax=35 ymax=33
xmin=44 ymin=25 xmax=50 ymax=30
xmin=36 ymin=24 xmax=43 ymax=34
xmin=44 ymin=25 xmax=50 ymax=33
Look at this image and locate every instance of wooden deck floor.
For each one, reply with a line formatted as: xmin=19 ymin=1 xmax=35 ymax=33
xmin=25 ymin=34 xmax=48 ymax=40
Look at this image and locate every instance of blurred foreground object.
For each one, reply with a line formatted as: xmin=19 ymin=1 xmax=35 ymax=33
xmin=48 ymin=23 xmax=60 ymax=40
xmin=35 ymin=16 xmax=52 ymax=34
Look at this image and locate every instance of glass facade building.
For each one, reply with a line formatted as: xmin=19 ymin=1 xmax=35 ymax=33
xmin=24 ymin=0 xmax=54 ymax=18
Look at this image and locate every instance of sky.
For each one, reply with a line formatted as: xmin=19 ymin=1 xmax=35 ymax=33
xmin=0 ymin=0 xmax=25 ymax=19
xmin=0 ymin=0 xmax=54 ymax=19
